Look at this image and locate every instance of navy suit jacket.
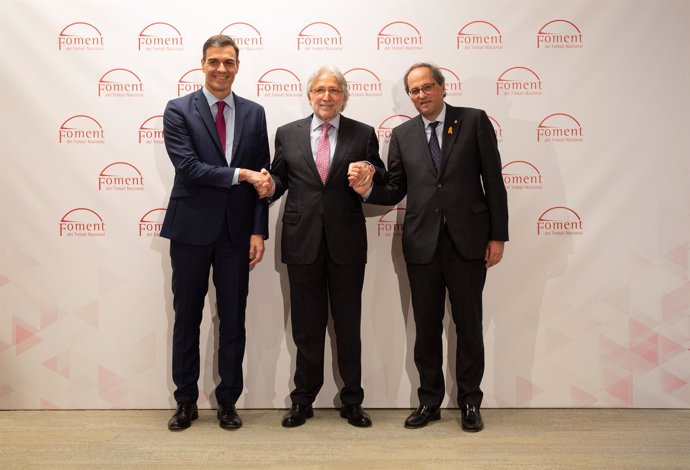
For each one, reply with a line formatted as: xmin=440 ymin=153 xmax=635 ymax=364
xmin=368 ymin=104 xmax=508 ymax=264
xmin=160 ymin=89 xmax=269 ymax=248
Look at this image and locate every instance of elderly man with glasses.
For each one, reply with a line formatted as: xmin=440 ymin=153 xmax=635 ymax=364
xmin=259 ymin=66 xmax=386 ymax=428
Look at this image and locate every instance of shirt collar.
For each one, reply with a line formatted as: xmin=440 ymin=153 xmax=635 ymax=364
xmin=421 ymin=104 xmax=446 ymax=129
xmin=311 ymin=114 xmax=341 ymax=133
xmin=202 ymin=87 xmax=234 ymax=110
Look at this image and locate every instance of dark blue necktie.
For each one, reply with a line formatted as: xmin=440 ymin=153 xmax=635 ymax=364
xmin=428 ymin=121 xmax=441 ymax=172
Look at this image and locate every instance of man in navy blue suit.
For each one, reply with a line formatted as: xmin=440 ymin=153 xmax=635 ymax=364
xmin=160 ymin=35 xmax=270 ymax=431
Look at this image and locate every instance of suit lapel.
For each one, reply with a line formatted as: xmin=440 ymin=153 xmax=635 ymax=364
xmin=230 ymin=92 xmax=244 ymax=166
xmin=413 ymin=115 xmax=438 ymax=178
xmin=440 ymin=105 xmax=461 ymax=174
xmin=327 ymin=115 xmax=353 ymax=184
xmin=193 ymin=90 xmax=224 ymax=160
xmin=296 ymin=117 xmax=320 ymax=180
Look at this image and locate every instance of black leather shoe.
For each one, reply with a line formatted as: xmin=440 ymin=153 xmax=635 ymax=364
xmin=217 ymin=403 xmax=242 ymax=429
xmin=340 ymin=404 xmax=372 ymax=427
xmin=281 ymin=404 xmax=313 ymax=428
xmin=404 ymin=405 xmax=440 ymax=429
xmin=461 ymin=404 xmax=484 ymax=432
xmin=167 ymin=402 xmax=198 ymax=431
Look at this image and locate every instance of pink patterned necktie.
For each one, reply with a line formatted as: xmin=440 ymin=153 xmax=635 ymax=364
xmin=316 ymin=122 xmax=331 ymax=183
xmin=215 ymin=101 xmax=226 ymax=153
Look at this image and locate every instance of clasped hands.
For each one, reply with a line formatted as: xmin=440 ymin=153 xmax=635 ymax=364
xmin=347 ymin=161 xmax=374 ymax=196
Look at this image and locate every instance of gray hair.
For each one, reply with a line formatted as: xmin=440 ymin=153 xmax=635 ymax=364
xmin=307 ymin=65 xmax=350 ymax=110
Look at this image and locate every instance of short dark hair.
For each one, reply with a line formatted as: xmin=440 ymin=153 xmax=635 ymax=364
xmin=202 ymin=35 xmax=239 ymax=61
xmin=403 ymin=62 xmax=445 ymax=94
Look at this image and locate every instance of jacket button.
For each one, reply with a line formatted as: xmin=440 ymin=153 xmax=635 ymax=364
xmin=437 ymin=184 xmax=442 ymax=189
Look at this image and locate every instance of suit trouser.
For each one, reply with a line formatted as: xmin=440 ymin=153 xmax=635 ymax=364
xmin=170 ymin=219 xmax=249 ymax=405
xmin=287 ymin=233 xmax=365 ymax=406
xmin=406 ymin=225 xmax=487 ymax=408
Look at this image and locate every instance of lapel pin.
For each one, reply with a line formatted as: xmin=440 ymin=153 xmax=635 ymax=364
xmin=448 ymin=120 xmax=458 ymax=135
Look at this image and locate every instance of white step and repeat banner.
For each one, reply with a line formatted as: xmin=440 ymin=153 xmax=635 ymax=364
xmin=1 ymin=0 xmax=688 ymax=409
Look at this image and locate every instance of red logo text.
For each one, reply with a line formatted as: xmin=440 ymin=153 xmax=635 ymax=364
xmin=139 ymin=208 xmax=166 ymax=237
xmin=58 ymin=22 xmax=104 ymax=51
xmin=488 ymin=115 xmax=503 ymax=143
xmin=98 ymin=68 xmax=144 ymax=97
xmin=537 ymin=113 xmax=583 ymax=143
xmin=59 ymin=115 xmax=105 ymax=144
xmin=139 ymin=115 xmax=164 ymax=144
xmin=177 ymin=68 xmax=204 ymax=96
xmin=138 ymin=22 xmax=183 ymax=51
xmin=377 ymin=208 xmax=406 ymax=237
xmin=537 ymin=20 xmax=583 ymax=49
xmin=439 ymin=66 xmax=463 ymax=96
xmin=502 ymin=161 xmax=543 ymax=190
xmin=297 ymin=22 xmax=343 ymax=51
xmin=377 ymin=115 xmax=412 ymax=143
xmin=343 ymin=68 xmax=383 ymax=97
xmin=496 ymin=66 xmax=542 ymax=96
xmin=98 ymin=162 xmax=144 ymax=192
xmin=59 ymin=208 xmax=106 ymax=237
xmin=256 ymin=69 xmax=303 ymax=97
xmin=457 ymin=20 xmax=503 ymax=50
xmin=377 ymin=21 xmax=423 ymax=50
xmin=537 ymin=206 xmax=583 ymax=236
xmin=221 ymin=23 xmax=264 ymax=51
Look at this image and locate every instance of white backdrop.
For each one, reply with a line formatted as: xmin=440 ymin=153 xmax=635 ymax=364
xmin=1 ymin=0 xmax=688 ymax=409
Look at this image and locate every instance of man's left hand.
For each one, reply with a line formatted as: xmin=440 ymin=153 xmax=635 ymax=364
xmin=347 ymin=161 xmax=374 ymax=195
xmin=485 ymin=240 xmax=505 ymax=268
xmin=249 ymin=234 xmax=265 ymax=266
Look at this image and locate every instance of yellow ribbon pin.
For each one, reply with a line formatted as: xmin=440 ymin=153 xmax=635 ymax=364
xmin=447 ymin=127 xmax=453 ymax=135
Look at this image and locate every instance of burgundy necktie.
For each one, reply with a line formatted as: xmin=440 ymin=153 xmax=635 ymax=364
xmin=316 ymin=122 xmax=331 ymax=183
xmin=215 ymin=101 xmax=226 ymax=153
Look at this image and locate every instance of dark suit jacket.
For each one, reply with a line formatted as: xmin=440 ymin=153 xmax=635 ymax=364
xmin=160 ymin=89 xmax=269 ymax=248
xmin=270 ymin=114 xmax=385 ymax=265
xmin=368 ymin=104 xmax=508 ymax=264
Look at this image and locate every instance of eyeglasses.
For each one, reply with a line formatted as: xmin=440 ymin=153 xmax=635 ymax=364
xmin=408 ymin=82 xmax=437 ymax=97
xmin=310 ymin=87 xmax=343 ymax=97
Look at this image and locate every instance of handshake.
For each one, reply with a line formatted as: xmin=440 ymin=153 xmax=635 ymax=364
xmin=240 ymin=160 xmax=375 ymax=199
xmin=240 ymin=168 xmax=274 ymax=199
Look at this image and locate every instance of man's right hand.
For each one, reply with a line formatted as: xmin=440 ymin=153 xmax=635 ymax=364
xmin=239 ymin=168 xmax=274 ymax=199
